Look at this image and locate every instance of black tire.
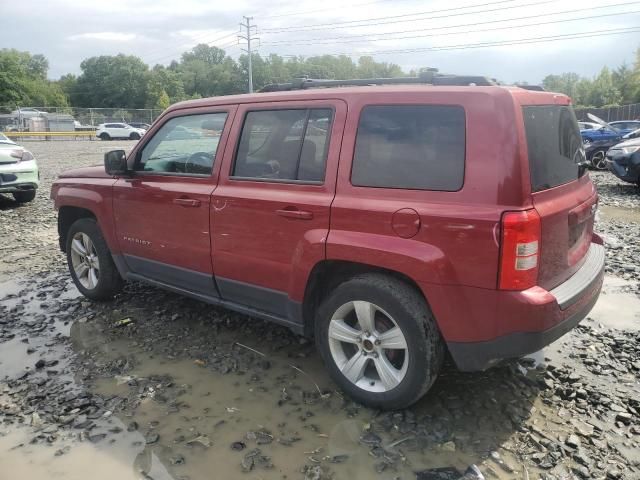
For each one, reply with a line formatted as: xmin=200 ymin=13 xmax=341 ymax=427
xmin=315 ymin=274 xmax=444 ymax=409
xmin=129 ymin=133 xmax=140 ymax=140
xmin=590 ymin=149 xmax=607 ymax=170
xmin=99 ymin=132 xmax=110 ymax=141
xmin=12 ymin=190 xmax=36 ymax=203
xmin=66 ymin=218 xmax=123 ymax=301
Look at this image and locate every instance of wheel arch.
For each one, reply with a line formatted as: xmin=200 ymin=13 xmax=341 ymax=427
xmin=58 ymin=206 xmax=97 ymax=252
xmin=301 ymin=260 xmax=434 ymax=337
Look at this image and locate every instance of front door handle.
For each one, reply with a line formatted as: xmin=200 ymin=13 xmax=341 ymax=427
xmin=173 ymin=197 xmax=201 ymax=207
xmin=276 ymin=208 xmax=314 ymax=220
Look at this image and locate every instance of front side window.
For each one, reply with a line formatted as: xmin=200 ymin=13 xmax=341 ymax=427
xmin=233 ymin=108 xmax=333 ymax=182
xmin=351 ymin=105 xmax=466 ymax=191
xmin=137 ymin=112 xmax=228 ymax=175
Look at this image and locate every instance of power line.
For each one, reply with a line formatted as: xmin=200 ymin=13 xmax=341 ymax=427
xmin=260 ymin=0 xmax=550 ymax=32
xmin=311 ymin=26 xmax=640 ymax=56
xmin=261 ymin=2 xmax=640 ymax=45
xmin=145 ymin=31 xmax=239 ymax=64
xmin=257 ymin=0 xmax=396 ymax=19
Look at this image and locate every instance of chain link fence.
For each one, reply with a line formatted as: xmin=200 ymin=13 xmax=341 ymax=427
xmin=0 ymin=106 xmax=164 ymax=135
xmin=574 ymin=103 xmax=640 ymax=123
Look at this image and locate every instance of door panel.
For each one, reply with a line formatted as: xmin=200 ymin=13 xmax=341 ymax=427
xmin=112 ymin=107 xmax=236 ymax=296
xmin=211 ymin=100 xmax=346 ymax=318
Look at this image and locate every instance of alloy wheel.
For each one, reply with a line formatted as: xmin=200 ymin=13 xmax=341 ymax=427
xmin=592 ymin=151 xmax=607 ymax=170
xmin=69 ymin=232 xmax=100 ymax=290
xmin=327 ymin=301 xmax=409 ymax=392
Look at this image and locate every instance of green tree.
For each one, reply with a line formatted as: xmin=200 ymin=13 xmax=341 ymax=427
xmin=0 ymin=49 xmax=67 ymax=107
xmin=612 ymin=64 xmax=635 ymax=104
xmin=180 ymin=45 xmax=241 ymax=97
xmin=632 ymin=47 xmax=640 ymax=103
xmin=72 ymin=54 xmax=149 ymax=108
xmin=542 ymin=72 xmax=581 ymax=100
xmin=586 ymin=67 xmax=622 ymax=107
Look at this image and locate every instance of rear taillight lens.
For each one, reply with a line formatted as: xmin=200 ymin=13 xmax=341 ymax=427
xmin=498 ymin=209 xmax=541 ymax=290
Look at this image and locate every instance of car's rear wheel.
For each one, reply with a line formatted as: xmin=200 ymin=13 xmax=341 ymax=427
xmin=129 ymin=133 xmax=140 ymax=140
xmin=12 ymin=190 xmax=36 ymax=203
xmin=591 ymin=150 xmax=607 ymax=170
xmin=66 ymin=218 xmax=123 ymax=300
xmin=99 ymin=133 xmax=110 ymax=141
xmin=315 ymin=274 xmax=444 ymax=409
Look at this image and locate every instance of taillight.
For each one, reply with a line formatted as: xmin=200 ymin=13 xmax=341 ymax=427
xmin=498 ymin=209 xmax=541 ymax=290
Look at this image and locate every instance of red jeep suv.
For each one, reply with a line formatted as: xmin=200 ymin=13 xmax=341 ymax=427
xmin=51 ymin=73 xmax=604 ymax=409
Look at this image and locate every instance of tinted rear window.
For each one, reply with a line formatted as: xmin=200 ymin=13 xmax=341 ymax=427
xmin=523 ymin=105 xmax=585 ymax=192
xmin=351 ymin=105 xmax=465 ymax=191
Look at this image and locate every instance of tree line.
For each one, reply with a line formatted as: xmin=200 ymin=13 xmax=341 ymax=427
xmin=1 ymin=45 xmax=639 ymax=110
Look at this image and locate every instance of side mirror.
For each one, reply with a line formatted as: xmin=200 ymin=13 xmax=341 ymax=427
xmin=104 ymin=150 xmax=128 ymax=176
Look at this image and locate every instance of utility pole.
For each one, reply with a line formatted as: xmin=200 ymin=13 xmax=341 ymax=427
xmin=239 ymin=16 xmax=259 ymax=93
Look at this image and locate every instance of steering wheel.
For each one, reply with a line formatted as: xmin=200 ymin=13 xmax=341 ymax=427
xmin=185 ymin=152 xmax=212 ymax=174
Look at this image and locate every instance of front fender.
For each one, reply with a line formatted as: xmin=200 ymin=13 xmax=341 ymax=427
xmin=53 ymin=179 xmax=118 ymax=252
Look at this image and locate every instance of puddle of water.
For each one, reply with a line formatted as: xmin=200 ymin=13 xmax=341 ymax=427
xmin=599 ymin=205 xmax=640 ymax=223
xmin=0 ymin=424 xmax=149 ymax=480
xmin=88 ymin=352 xmax=477 ymax=480
xmin=589 ymin=276 xmax=640 ymax=331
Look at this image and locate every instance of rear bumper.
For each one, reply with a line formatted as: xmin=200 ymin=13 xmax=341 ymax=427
xmin=437 ymin=242 xmax=605 ymax=371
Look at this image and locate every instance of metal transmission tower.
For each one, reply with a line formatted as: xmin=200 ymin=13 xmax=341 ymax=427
xmin=239 ymin=16 xmax=260 ymax=93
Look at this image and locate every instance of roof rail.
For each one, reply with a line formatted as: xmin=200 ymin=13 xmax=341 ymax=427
xmin=515 ymin=84 xmax=546 ymax=91
xmin=260 ymin=68 xmax=497 ymax=92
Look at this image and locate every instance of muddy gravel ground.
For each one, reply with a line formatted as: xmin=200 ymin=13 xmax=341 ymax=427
xmin=1 ymin=140 xmax=639 ymax=480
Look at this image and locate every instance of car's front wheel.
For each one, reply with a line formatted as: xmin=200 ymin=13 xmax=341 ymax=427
xmin=129 ymin=132 xmax=140 ymax=140
xmin=12 ymin=190 xmax=36 ymax=203
xmin=99 ymin=132 xmax=110 ymax=141
xmin=315 ymin=274 xmax=444 ymax=409
xmin=66 ymin=218 xmax=123 ymax=300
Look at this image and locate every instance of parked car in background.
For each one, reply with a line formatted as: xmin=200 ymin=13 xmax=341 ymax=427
xmin=10 ymin=107 xmax=47 ymax=118
xmin=52 ymin=76 xmax=604 ymax=409
xmin=580 ymin=114 xmax=639 ymax=170
xmin=128 ymin=122 xmax=151 ymax=130
xmin=578 ymin=121 xmax=600 ymax=131
xmin=0 ymin=133 xmax=39 ymax=203
xmin=581 ymin=125 xmax=622 ymax=145
xmin=609 ymin=120 xmax=640 ymax=134
xmin=96 ymin=123 xmax=146 ymax=140
xmin=585 ymin=137 xmax=621 ymax=170
xmin=607 ymin=137 xmax=640 ymax=188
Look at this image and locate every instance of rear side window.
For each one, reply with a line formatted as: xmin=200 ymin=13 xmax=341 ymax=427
xmin=351 ymin=105 xmax=465 ymax=191
xmin=523 ymin=105 xmax=585 ymax=192
xmin=233 ymin=108 xmax=333 ymax=182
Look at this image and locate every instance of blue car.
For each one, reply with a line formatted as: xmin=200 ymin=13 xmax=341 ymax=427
xmin=581 ymin=120 xmax=640 ymax=142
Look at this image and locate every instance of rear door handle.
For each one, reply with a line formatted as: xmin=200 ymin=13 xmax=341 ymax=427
xmin=173 ymin=198 xmax=201 ymax=207
xmin=276 ymin=208 xmax=314 ymax=220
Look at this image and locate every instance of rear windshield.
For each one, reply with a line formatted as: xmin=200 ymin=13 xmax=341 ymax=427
xmin=523 ymin=105 xmax=585 ymax=192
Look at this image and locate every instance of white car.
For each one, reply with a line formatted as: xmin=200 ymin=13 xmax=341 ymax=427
xmin=10 ymin=107 xmax=47 ymax=118
xmin=96 ymin=123 xmax=146 ymax=141
xmin=0 ymin=133 xmax=39 ymax=203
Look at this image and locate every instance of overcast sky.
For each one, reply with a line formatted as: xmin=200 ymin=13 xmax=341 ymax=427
xmin=2 ymin=0 xmax=639 ymax=83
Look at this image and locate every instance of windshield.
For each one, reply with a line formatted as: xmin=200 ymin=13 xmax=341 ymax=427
xmin=0 ymin=132 xmax=14 ymax=144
